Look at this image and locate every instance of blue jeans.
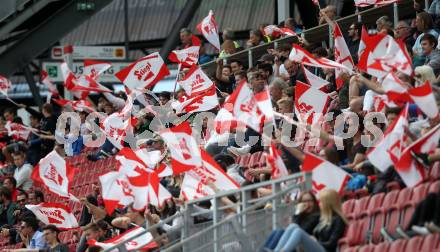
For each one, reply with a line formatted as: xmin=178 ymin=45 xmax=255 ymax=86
xmin=261 ymin=229 xmax=285 ymax=250
xmin=274 ymin=224 xmax=326 ymax=252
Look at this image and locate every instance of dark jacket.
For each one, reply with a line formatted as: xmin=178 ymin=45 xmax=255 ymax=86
xmin=313 ymin=214 xmax=346 ymax=252
xmin=292 ymin=211 xmax=320 ymax=235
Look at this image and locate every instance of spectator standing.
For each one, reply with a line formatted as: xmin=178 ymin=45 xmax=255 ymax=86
xmin=42 ymin=225 xmax=69 ymax=252
xmin=12 ymin=151 xmax=33 ymax=191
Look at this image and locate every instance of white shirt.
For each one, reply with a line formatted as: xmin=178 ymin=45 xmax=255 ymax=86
xmin=13 ymin=163 xmax=33 ymax=191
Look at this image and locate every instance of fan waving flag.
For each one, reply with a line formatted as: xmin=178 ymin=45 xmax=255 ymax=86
xmin=5 ymin=121 xmax=31 ymax=141
xmin=53 ymin=98 xmax=94 ymax=112
xmin=289 ymin=44 xmax=351 ymax=71
xmin=197 ymin=10 xmax=221 ymax=51
xmin=367 ymin=105 xmax=409 ymax=172
xmin=267 ymin=144 xmax=289 ymax=179
xmin=25 ymin=203 xmax=78 ymax=230
xmin=171 ymin=85 xmax=219 ymax=114
xmin=302 ymin=65 xmax=330 ymax=90
xmin=381 ymin=72 xmax=411 ymax=106
xmin=88 ymin=226 xmax=157 ymax=251
xmin=115 ymin=52 xmax=170 ymax=91
xmin=408 ymin=81 xmax=439 ymax=119
xmin=294 ymin=81 xmax=331 ymax=125
xmin=160 ymin=122 xmax=203 ymax=173
xmin=394 ymin=123 xmax=440 ymax=187
xmin=31 ymin=151 xmax=78 ymax=201
xmin=254 ymin=87 xmax=275 ymax=121
xmin=168 ymin=46 xmax=200 ymax=67
xmin=302 ymin=152 xmax=351 ymax=194
xmin=181 ymin=149 xmax=240 ymax=201
xmin=101 ymin=95 xmax=134 ymax=149
xmin=60 ymin=63 xmax=89 ymax=99
xmin=177 ymin=65 xmax=213 ymax=96
xmin=41 ymin=70 xmax=59 ymax=101
xmin=333 ymin=23 xmax=354 ymax=90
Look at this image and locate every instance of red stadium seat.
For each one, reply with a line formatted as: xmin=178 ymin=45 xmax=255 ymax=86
xmin=248 ymin=152 xmax=263 ymax=168
xmin=370 ymin=210 xmax=386 ymax=244
xmin=367 ymin=193 xmax=385 ymax=212
xmin=342 ymin=199 xmax=356 ymax=216
xmin=400 ymin=203 xmax=416 ymax=232
xmin=358 ymin=244 xmax=375 ymax=252
xmin=395 ymin=187 xmax=412 ymax=208
xmin=411 ymin=183 xmax=429 ymax=203
xmin=388 ymin=239 xmax=408 ymax=252
xmin=429 ymin=162 xmax=440 ymax=180
xmin=382 ymin=206 xmax=401 ymax=239
xmin=429 ymin=180 xmax=440 ymax=193
xmin=372 ymin=242 xmax=390 ymax=252
xmin=338 ymin=218 xmax=369 ymax=248
xmin=341 ymin=246 xmax=359 ymax=252
xmin=420 ymin=234 xmax=440 ymax=251
xmin=405 ymin=236 xmax=423 ymax=252
xmin=382 ymin=190 xmax=399 ymax=209
xmin=348 ymin=196 xmax=370 ymax=219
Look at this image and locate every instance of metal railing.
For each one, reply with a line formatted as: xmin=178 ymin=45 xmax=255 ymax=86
xmin=103 ymin=172 xmax=312 ymax=252
xmin=200 ymin=0 xmax=414 ymax=76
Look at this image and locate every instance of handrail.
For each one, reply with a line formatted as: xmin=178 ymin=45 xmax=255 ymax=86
xmin=102 ymin=172 xmax=311 ymax=252
xmin=199 ymin=0 xmax=414 ymax=75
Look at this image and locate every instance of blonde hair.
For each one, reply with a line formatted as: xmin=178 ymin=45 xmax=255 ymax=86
xmin=318 ymin=189 xmax=348 ymax=226
xmin=414 ymin=65 xmax=436 ymax=86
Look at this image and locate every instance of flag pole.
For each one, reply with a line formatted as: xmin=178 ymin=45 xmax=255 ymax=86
xmin=172 ymin=64 xmax=182 ymax=100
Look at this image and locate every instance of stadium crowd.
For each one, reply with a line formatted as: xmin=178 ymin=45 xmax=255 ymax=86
xmin=1 ymin=0 xmax=440 ymax=251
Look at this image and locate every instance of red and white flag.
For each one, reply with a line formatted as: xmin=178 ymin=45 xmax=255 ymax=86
xmin=367 ymin=105 xmax=409 ymax=172
xmin=171 ymin=85 xmax=219 ymax=114
xmin=83 ymin=60 xmax=112 ymax=79
xmin=0 ymin=75 xmax=11 ymax=96
xmin=31 ymin=150 xmax=78 ymax=201
xmin=197 ymin=10 xmax=221 ymax=51
xmin=25 ymin=203 xmax=78 ymax=230
xmin=113 ymin=148 xmax=171 ymax=211
xmin=267 ymin=144 xmax=289 ymax=179
xmin=115 ymin=52 xmax=170 ymax=91
xmin=177 ymin=65 xmax=214 ymax=96
xmin=302 ymin=65 xmax=330 ymax=90
xmin=225 ymin=79 xmax=263 ymax=131
xmin=168 ymin=46 xmax=200 ymax=67
xmin=181 ymin=149 xmax=240 ymax=201
xmin=381 ymin=72 xmax=411 ymax=106
xmin=294 ymin=81 xmax=331 ymax=124
xmin=301 ymin=152 xmax=351 ymax=194
xmin=88 ymin=226 xmax=157 ymax=251
xmin=358 ymin=26 xmax=368 ymax=59
xmin=60 ymin=62 xmax=89 ymax=99
xmin=333 ymin=23 xmax=354 ymax=90
xmin=254 ymin=87 xmax=275 ymax=121
xmin=160 ymin=122 xmax=203 ymax=173
xmin=99 ymin=171 xmax=135 ymax=214
xmin=41 ymin=70 xmax=59 ymax=97
xmin=354 ymin=0 xmax=398 ymax=7
xmin=394 ymin=123 xmax=440 ymax=187
xmin=263 ymin=25 xmax=297 ymax=38
xmin=289 ymin=44 xmax=350 ymax=71
xmin=53 ymin=98 xmax=94 ymax=112
xmin=408 ymin=81 xmax=439 ymax=119
xmin=214 ymin=107 xmax=240 ymax=134
xmin=71 ymin=75 xmax=112 ymax=93
xmin=5 ymin=121 xmax=31 ymax=141
xmin=101 ymin=95 xmax=134 ymax=149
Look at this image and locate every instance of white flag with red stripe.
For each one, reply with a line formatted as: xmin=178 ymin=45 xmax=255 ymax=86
xmin=71 ymin=75 xmax=112 ymax=93
xmin=301 ymin=152 xmax=351 ymax=194
xmin=289 ymin=44 xmax=350 ymax=71
xmin=381 ymin=72 xmax=411 ymax=106
xmin=294 ymin=81 xmax=331 ymax=124
xmin=168 ymin=46 xmax=200 ymax=67
xmin=171 ymin=85 xmax=219 ymax=114
xmin=160 ymin=122 xmax=203 ymax=173
xmin=53 ymin=98 xmax=94 ymax=112
xmin=214 ymin=107 xmax=240 ymax=134
xmin=263 ymin=25 xmax=297 ymax=38
xmin=115 ymin=52 xmax=170 ymax=91
xmin=302 ymin=65 xmax=329 ymax=90
xmin=367 ymin=105 xmax=409 ymax=172
xmin=25 ymin=203 xmax=78 ymax=230
xmin=88 ymin=226 xmax=157 ymax=251
xmin=394 ymin=123 xmax=440 ymax=187
xmin=177 ymin=65 xmax=214 ymax=96
xmin=181 ymin=149 xmax=240 ymax=201
xmin=0 ymin=75 xmax=11 ymax=96
xmin=41 ymin=70 xmax=59 ymax=96
xmin=102 ymin=95 xmax=134 ymax=149
xmin=83 ymin=60 xmax=112 ymax=79
xmin=370 ymin=37 xmax=412 ymax=79
xmin=224 ymin=79 xmax=263 ymax=131
xmin=60 ymin=62 xmax=89 ymax=99
xmin=197 ymin=10 xmax=221 ymax=51
xmin=267 ymin=144 xmax=289 ymax=179
xmin=408 ymin=81 xmax=439 ymax=119
xmin=254 ymin=87 xmax=275 ymax=121
xmin=333 ymin=23 xmax=354 ymax=90
xmin=357 ymin=32 xmax=388 ymax=77
xmin=31 ymin=151 xmax=78 ymax=201
xmin=354 ymin=0 xmax=398 ymax=6
xmin=5 ymin=121 xmax=31 ymax=141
